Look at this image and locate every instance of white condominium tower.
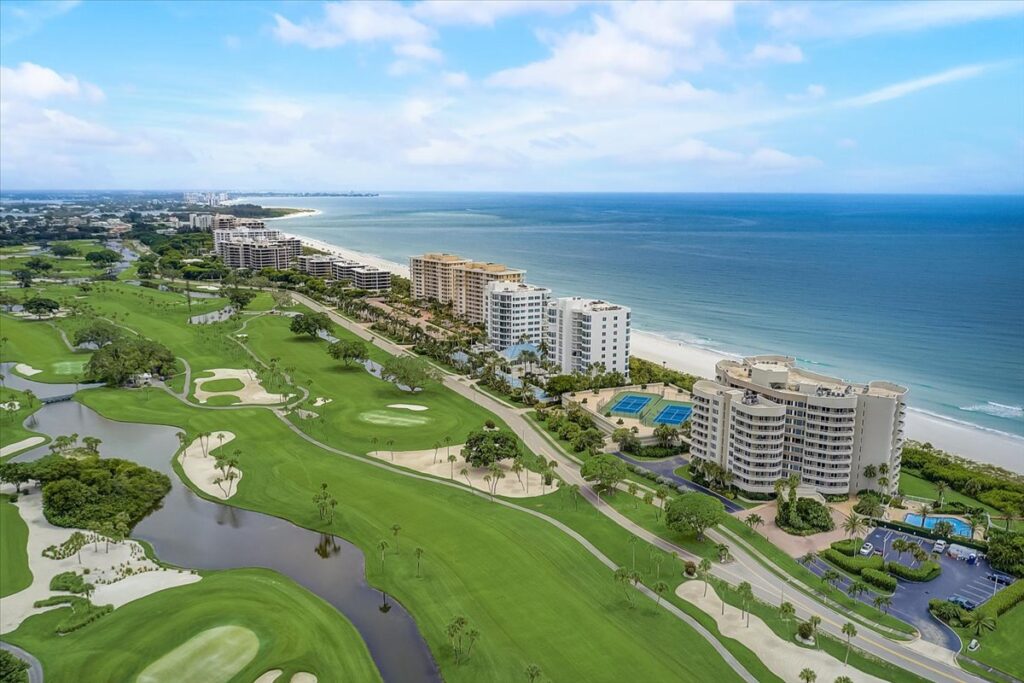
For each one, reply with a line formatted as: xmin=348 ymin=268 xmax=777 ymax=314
xmin=484 ymin=282 xmax=551 ymax=350
xmin=546 ymin=297 xmax=631 ymax=377
xmin=690 ymin=356 xmax=907 ymax=496
xmin=409 ymin=253 xmax=525 ymax=323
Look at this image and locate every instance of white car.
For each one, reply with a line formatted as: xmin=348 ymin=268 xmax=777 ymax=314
xmin=859 ymin=542 xmax=874 ymax=556
xmin=933 ymin=540 xmax=948 ymax=554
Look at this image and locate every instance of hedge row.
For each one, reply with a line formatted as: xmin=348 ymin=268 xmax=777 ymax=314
xmin=55 ymin=602 xmax=112 ymax=634
xmin=831 ymin=539 xmax=860 ymax=557
xmin=820 ymin=548 xmax=884 ymax=574
xmin=861 ymin=568 xmax=898 ymax=592
xmin=885 ymin=560 xmax=941 ymax=582
xmin=979 ymin=577 xmax=1024 ymax=619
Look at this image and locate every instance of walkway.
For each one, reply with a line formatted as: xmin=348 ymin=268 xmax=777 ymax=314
xmin=612 ymin=452 xmax=744 ymax=513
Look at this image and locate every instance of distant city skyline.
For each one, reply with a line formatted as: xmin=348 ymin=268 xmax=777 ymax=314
xmin=1 ymin=0 xmax=1022 ymax=193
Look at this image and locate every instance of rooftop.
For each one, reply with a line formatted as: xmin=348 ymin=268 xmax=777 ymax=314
xmin=719 ymin=356 xmax=906 ymax=399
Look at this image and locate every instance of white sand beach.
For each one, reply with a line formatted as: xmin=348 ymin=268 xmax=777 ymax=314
xmin=272 ymin=233 xmax=1024 ymax=472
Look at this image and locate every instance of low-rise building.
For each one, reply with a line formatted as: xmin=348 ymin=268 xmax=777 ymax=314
xmin=485 ymin=281 xmax=551 ymax=350
xmin=217 ymin=237 xmax=301 ymax=270
xmin=297 ymin=254 xmax=337 ymax=278
xmin=545 ymin=297 xmax=631 ymax=377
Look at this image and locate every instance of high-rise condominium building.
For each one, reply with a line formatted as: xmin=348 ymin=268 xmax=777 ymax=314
xmin=409 ymin=253 xmax=525 ymax=323
xmin=689 ymin=356 xmax=907 ymax=496
xmin=215 ymin=226 xmax=300 ymax=270
xmin=546 ymin=297 xmax=631 ymax=377
xmin=484 ymin=282 xmax=551 ymax=350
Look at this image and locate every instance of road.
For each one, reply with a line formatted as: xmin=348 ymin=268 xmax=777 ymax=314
xmin=291 ymin=292 xmax=986 ymax=683
xmin=0 ymin=641 xmax=43 ymax=683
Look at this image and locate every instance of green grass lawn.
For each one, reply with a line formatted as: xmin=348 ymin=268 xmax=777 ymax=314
xmin=77 ymin=380 xmax=748 ymax=683
xmin=0 ymin=494 xmax=31 ymax=597
xmin=0 ymin=387 xmax=48 ymax=454
xmin=197 ymin=377 xmax=245 ymax=392
xmin=0 ymin=315 xmax=88 ymax=383
xmin=5 ymin=569 xmax=382 ymax=682
xmin=956 ymin=602 xmax=1024 ymax=680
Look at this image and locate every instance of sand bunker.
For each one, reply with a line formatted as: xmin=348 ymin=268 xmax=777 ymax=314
xmin=291 ymin=675 xmax=317 ymax=683
xmin=388 ymin=404 xmax=428 ymax=411
xmin=0 ymin=490 xmax=200 ymax=634
xmin=14 ymin=363 xmax=41 ymax=376
xmin=138 ymin=625 xmax=259 ymax=683
xmin=313 ymin=397 xmax=333 ymax=407
xmin=368 ymin=445 xmax=554 ymax=498
xmin=177 ymin=431 xmax=241 ymax=500
xmin=0 ymin=437 xmax=45 ymax=458
xmin=676 ymin=581 xmax=885 ymax=683
xmin=194 ymin=368 xmax=291 ymax=405
xmin=254 ymin=671 xmax=283 ymax=683
xmin=1 ymin=401 xmax=20 ymax=411
xmin=358 ymin=410 xmax=430 ymax=427
xmin=253 ymin=672 xmax=317 ymax=683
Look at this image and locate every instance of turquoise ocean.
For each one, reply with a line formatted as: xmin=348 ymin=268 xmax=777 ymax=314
xmin=241 ymin=192 xmax=1024 ymax=445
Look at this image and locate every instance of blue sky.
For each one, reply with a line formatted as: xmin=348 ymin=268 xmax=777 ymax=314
xmin=1 ymin=0 xmax=1022 ymax=193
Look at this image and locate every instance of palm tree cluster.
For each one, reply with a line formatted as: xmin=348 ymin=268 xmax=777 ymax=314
xmin=446 ymin=615 xmax=481 ymax=665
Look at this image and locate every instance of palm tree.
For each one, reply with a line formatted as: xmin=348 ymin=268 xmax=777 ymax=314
xmin=628 ymin=482 xmax=639 ymax=507
xmin=891 ymin=538 xmax=908 ymax=563
xmin=738 ymin=581 xmax=753 ymax=627
xmin=414 ymin=547 xmax=424 ymax=577
xmin=654 ymin=580 xmax=669 ymax=606
xmin=968 ymin=511 xmax=987 ymax=540
xmin=779 ymin=601 xmax=796 ymax=636
xmin=917 ymin=501 xmax=931 ymax=529
xmin=799 ymin=668 xmax=817 ymax=683
xmin=745 ymin=513 xmax=765 ymax=537
xmin=448 ymin=454 xmax=457 ymax=479
xmin=391 ymin=523 xmax=402 ymax=551
xmin=935 ymin=480 xmax=948 ymax=505
xmin=614 ymin=567 xmax=635 ymax=607
xmin=822 ymin=569 xmax=841 ymax=593
xmin=699 ymin=558 xmax=712 ymax=597
xmin=525 ymin=664 xmax=543 ymax=683
xmin=963 ymin=610 xmax=996 ymax=639
xmin=872 ymin=594 xmax=892 ymax=614
xmin=460 ymin=467 xmax=472 ymax=487
xmin=835 ymin=677 xmax=854 ymax=683
xmin=841 ymin=622 xmax=857 ymax=665
xmin=847 ymin=581 xmax=868 ymax=600
xmin=799 ymin=551 xmax=817 ymax=567
xmin=377 ymin=538 xmax=390 ymax=573
xmin=716 ymin=543 xmax=730 ymax=563
xmin=808 ymin=615 xmax=822 ymax=649
xmin=628 ymin=536 xmax=638 ymax=569
xmin=841 ymin=512 xmax=868 ymax=540
xmin=432 ymin=441 xmax=441 ymax=464
xmin=386 ymin=438 xmax=396 ymax=461
xmin=444 ymin=435 xmax=452 ymax=459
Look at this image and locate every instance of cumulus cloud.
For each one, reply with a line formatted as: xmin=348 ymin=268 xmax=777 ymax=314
xmin=748 ymin=42 xmax=804 ymax=64
xmin=0 ymin=62 xmax=103 ymax=102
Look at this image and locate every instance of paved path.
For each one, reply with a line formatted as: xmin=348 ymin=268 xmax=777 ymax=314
xmin=613 ymin=452 xmax=744 ymax=513
xmin=0 ymin=641 xmax=43 ymax=683
xmin=287 ymin=293 xmax=987 ymax=683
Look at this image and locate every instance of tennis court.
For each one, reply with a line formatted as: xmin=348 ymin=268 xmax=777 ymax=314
xmin=611 ymin=395 xmax=651 ymax=415
xmin=652 ymin=404 xmax=692 ymax=425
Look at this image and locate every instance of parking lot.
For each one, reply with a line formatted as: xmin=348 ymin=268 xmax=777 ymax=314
xmin=805 ymin=526 xmax=1014 ymax=649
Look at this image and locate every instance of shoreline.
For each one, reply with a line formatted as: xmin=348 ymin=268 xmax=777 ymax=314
xmin=277 ymin=228 xmax=1023 ymax=473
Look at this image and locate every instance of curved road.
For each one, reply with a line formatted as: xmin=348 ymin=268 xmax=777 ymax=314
xmin=290 ymin=293 xmax=988 ymax=683
xmin=0 ymin=641 xmax=43 ymax=683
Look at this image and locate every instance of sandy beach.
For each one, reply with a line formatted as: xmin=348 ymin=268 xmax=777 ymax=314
xmin=279 ymin=231 xmax=1023 ymax=473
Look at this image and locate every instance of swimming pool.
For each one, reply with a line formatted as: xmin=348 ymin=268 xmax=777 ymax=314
xmin=903 ymin=513 xmax=972 ymax=538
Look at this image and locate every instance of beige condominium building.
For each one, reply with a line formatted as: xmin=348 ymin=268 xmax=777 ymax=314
xmin=690 ymin=356 xmax=907 ymax=496
xmin=410 ymin=253 xmax=525 ymax=323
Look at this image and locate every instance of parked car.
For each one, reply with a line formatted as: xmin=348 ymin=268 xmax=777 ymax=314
xmin=986 ymin=572 xmax=1014 ymax=586
xmin=948 ymin=595 xmax=978 ymax=611
xmin=859 ymin=542 xmax=874 ymax=556
xmin=932 ymin=540 xmax=948 ymax=554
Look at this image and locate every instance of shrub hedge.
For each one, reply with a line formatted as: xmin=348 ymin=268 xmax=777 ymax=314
xmin=885 ymin=560 xmax=941 ymax=582
xmin=861 ymin=568 xmax=898 ymax=592
xmin=978 ymin=577 xmax=1024 ymax=618
xmin=820 ymin=548 xmax=883 ymax=574
xmin=830 ymin=539 xmax=860 ymax=557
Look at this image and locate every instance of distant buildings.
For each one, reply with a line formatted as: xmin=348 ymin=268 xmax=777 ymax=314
xmin=546 ymin=297 xmax=631 ymax=377
xmin=296 ymin=254 xmax=392 ymax=291
xmin=689 ymin=356 xmax=907 ymax=496
xmin=211 ymin=214 xmax=265 ymax=231
xmin=214 ymin=225 xmax=300 ymax=270
xmin=189 ymin=213 xmax=213 ymax=230
xmin=484 ymin=282 xmax=551 ymax=350
xmin=183 ymin=192 xmax=228 ymax=206
xmin=409 ymin=253 xmax=524 ymax=323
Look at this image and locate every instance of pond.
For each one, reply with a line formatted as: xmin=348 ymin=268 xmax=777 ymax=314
xmin=12 ymin=391 xmax=439 ymax=683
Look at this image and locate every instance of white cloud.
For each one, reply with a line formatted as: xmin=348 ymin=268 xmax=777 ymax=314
xmin=658 ymin=138 xmax=819 ymax=172
xmin=768 ymin=1 xmax=1024 ymax=39
xmin=748 ymin=146 xmax=820 ymax=171
xmin=786 ymin=83 xmax=826 ymax=101
xmin=664 ymin=138 xmax=743 ymax=163
xmin=1 ymin=0 xmax=80 ymax=43
xmin=0 ymin=62 xmax=103 ymax=102
xmin=487 ymin=2 xmax=733 ymax=101
xmin=272 ymin=1 xmax=439 ymax=70
xmin=838 ymin=63 xmax=995 ymax=108
xmin=412 ymin=0 xmax=579 ymax=26
xmin=442 ymin=71 xmax=470 ymax=88
xmin=748 ymin=42 xmax=804 ymax=64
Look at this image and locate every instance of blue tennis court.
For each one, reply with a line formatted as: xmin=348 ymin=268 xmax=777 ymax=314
xmin=652 ymin=404 xmax=692 ymax=425
xmin=611 ymin=395 xmax=651 ymax=415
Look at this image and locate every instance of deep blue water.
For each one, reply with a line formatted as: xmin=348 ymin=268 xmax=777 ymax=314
xmin=244 ymin=193 xmax=1024 ymax=439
